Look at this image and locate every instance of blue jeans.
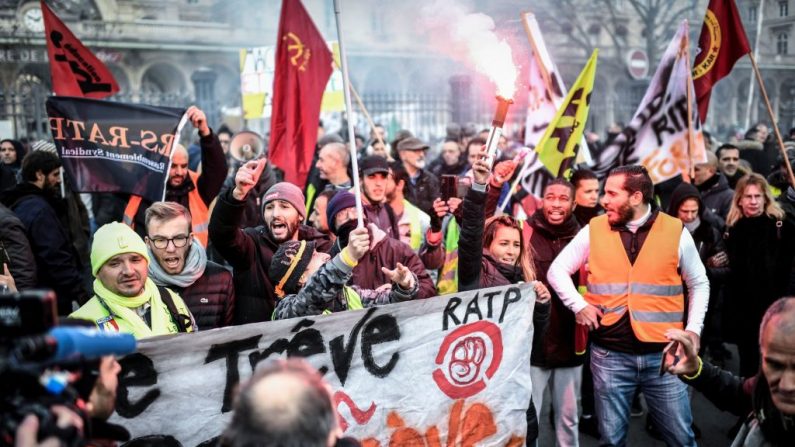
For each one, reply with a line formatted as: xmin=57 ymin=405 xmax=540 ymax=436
xmin=590 ymin=344 xmax=695 ymax=447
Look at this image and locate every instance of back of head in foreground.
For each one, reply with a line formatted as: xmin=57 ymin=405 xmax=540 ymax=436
xmin=221 ymin=358 xmax=360 ymax=447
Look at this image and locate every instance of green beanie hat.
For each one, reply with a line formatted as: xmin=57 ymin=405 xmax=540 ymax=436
xmin=91 ymin=222 xmax=150 ymax=276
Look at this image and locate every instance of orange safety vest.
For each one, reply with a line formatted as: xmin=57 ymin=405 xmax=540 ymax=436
xmin=123 ymin=171 xmax=209 ymax=247
xmin=585 ymin=213 xmax=684 ymax=343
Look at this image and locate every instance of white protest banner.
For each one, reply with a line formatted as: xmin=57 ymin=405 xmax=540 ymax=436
xmin=591 ymin=20 xmax=707 ymax=184
xmin=517 ymin=13 xmax=592 ymax=199
xmin=111 ymin=284 xmax=535 ymax=446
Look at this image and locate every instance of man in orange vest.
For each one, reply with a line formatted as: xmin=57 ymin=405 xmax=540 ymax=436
xmin=123 ymin=106 xmax=227 ymax=247
xmin=548 ymin=165 xmax=709 ymax=447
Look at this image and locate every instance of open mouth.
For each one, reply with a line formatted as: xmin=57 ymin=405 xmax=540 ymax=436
xmin=271 ymin=221 xmax=289 ymax=237
xmin=500 ymin=256 xmax=516 ymax=264
xmin=163 ymin=256 xmax=181 ymax=269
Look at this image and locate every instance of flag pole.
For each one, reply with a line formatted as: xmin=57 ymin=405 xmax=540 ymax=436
xmin=333 ymin=0 xmax=364 ymax=227
xmin=745 ymin=0 xmax=765 ymax=130
xmin=748 ymin=53 xmax=795 ymax=188
xmin=683 ymin=27 xmax=696 ymax=182
xmin=334 ymin=59 xmax=385 ymax=148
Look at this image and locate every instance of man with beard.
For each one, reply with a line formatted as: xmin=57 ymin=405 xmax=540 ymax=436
xmin=360 ymin=155 xmax=400 ymax=239
xmin=526 ymin=179 xmax=583 ymax=446
xmin=548 ymin=165 xmax=709 ymax=447
xmin=325 ymin=191 xmax=437 ymax=299
xmin=0 ymin=150 xmax=89 ymax=313
xmin=123 ymin=106 xmax=227 ymax=247
xmin=571 ymin=168 xmax=603 ymax=226
xmin=397 ymin=137 xmax=439 ymax=217
xmin=70 ymin=222 xmax=194 ymax=338
xmin=145 ymin=202 xmax=235 ymax=329
xmin=209 ymin=159 xmax=331 ymax=324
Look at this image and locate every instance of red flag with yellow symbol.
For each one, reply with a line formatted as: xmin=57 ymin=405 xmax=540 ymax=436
xmin=269 ymin=0 xmax=333 ymax=187
xmin=41 ymin=1 xmax=119 ymax=98
xmin=693 ymin=0 xmax=751 ymax=122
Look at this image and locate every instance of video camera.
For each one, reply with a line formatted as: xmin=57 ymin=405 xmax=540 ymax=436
xmin=0 ymin=290 xmax=136 ymax=446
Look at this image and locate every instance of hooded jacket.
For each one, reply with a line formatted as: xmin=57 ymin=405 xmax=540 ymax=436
xmin=668 ymin=183 xmax=727 ymax=277
xmin=0 ymin=183 xmax=89 ymax=313
xmin=209 ymin=189 xmax=332 ymax=324
xmin=696 ymin=172 xmax=734 ymax=228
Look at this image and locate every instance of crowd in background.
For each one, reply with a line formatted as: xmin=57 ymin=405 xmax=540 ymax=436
xmin=2 ymin=108 xmax=795 ymax=446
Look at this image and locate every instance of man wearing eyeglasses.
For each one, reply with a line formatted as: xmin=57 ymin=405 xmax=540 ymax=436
xmin=70 ymin=222 xmax=195 ymax=339
xmin=144 ymin=202 xmax=234 ymax=329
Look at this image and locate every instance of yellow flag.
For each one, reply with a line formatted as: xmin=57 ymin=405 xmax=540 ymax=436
xmin=535 ymin=50 xmax=598 ymax=179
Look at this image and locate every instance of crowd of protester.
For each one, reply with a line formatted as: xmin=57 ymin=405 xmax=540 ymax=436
xmin=3 ymin=110 xmax=795 ymax=446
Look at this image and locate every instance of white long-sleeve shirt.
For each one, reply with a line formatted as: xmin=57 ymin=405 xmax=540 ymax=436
xmin=546 ymin=206 xmax=710 ymax=335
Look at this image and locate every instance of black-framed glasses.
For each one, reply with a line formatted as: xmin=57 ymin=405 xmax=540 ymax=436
xmin=148 ymin=235 xmax=190 ymax=249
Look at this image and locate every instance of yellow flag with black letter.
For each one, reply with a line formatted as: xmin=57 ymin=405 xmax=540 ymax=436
xmin=535 ymin=50 xmax=597 ymax=179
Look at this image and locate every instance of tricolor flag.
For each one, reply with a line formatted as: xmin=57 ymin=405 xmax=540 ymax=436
xmin=41 ymin=1 xmax=119 ymax=98
xmin=591 ymin=21 xmax=707 ymax=184
xmin=693 ymin=0 xmax=751 ymax=122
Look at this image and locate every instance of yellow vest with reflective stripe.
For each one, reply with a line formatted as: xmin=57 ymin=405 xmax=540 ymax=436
xmin=585 ymin=213 xmax=685 ymax=343
xmin=402 ymin=200 xmax=423 ymax=251
xmin=437 ymin=219 xmax=460 ymax=294
xmin=305 ymin=183 xmax=318 ymax=224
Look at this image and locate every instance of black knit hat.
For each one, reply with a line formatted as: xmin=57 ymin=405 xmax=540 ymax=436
xmin=269 ymin=240 xmax=316 ymax=297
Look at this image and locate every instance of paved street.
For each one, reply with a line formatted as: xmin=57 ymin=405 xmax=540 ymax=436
xmin=538 ymin=346 xmax=741 ymax=446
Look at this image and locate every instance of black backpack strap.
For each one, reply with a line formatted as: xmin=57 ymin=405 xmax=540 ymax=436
xmin=157 ymin=286 xmax=190 ymax=333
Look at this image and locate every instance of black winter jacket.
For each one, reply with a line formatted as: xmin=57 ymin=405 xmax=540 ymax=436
xmin=459 ymin=187 xmax=523 ymax=291
xmin=527 ymin=210 xmax=582 ymax=368
xmin=0 ymin=183 xmax=89 ymax=313
xmin=459 ymin=186 xmax=544 ymax=443
xmin=170 ymin=261 xmax=235 ymax=330
xmin=0 ymin=203 xmax=36 ymax=290
xmin=696 ymin=172 xmax=734 ymax=228
xmin=725 ymin=215 xmax=795 ymax=341
xmin=403 ymin=168 xmax=440 ymax=218
xmin=683 ymin=362 xmax=795 ymax=446
xmin=218 ymin=161 xmax=281 ymax=229
xmin=209 ymin=189 xmax=332 ymax=324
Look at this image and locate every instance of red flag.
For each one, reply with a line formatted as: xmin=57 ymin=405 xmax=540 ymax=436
xmin=693 ymin=0 xmax=751 ymax=122
xmin=41 ymin=1 xmax=119 ymax=98
xmin=269 ymin=0 xmax=333 ymax=187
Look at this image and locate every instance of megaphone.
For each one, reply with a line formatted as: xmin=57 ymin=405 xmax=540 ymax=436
xmin=229 ymin=131 xmax=265 ymax=162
